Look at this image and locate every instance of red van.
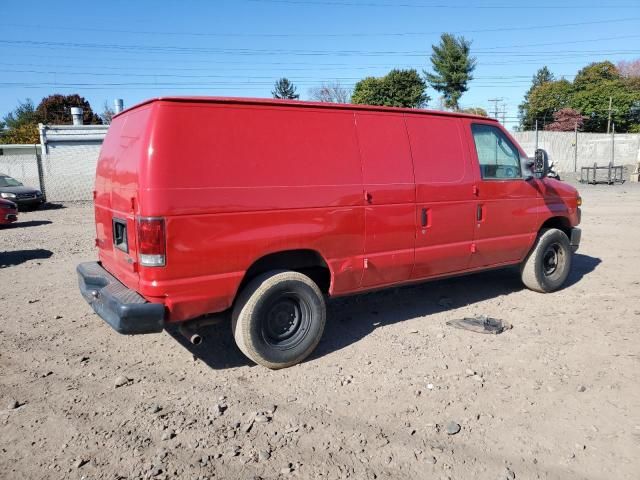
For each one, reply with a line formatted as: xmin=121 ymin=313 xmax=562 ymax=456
xmin=78 ymin=97 xmax=581 ymax=369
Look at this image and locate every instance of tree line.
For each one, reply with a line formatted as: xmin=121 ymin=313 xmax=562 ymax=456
xmin=273 ymin=33 xmax=481 ymax=114
xmin=3 ymin=34 xmax=639 ymax=144
xmin=520 ymin=60 xmax=640 ymax=133
xmin=0 ymin=94 xmax=104 ymax=144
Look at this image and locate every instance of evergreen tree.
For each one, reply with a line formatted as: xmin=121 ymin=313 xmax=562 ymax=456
xmin=425 ymin=33 xmax=476 ymax=111
xmin=272 ymin=78 xmax=300 ymax=100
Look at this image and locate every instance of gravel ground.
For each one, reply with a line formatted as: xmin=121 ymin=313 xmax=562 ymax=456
xmin=1 ymin=183 xmax=639 ymax=480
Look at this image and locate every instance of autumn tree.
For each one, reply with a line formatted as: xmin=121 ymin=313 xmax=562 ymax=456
xmin=36 ymin=94 xmax=102 ymax=125
xmin=352 ymin=69 xmax=429 ymax=108
xmin=272 ymin=78 xmax=299 ymax=100
xmin=425 ymin=33 xmax=476 ymax=111
xmin=544 ymin=108 xmax=585 ymax=132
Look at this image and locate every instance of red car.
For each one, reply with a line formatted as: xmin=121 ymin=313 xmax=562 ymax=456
xmin=78 ymin=97 xmax=581 ymax=368
xmin=0 ymin=198 xmax=18 ymax=225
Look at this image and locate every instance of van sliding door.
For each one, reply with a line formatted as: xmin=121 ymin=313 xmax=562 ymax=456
xmin=357 ymin=112 xmax=416 ymax=288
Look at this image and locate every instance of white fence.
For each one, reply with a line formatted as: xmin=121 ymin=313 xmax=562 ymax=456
xmin=512 ymin=131 xmax=640 ymax=174
xmin=3 ymin=126 xmax=640 ymax=203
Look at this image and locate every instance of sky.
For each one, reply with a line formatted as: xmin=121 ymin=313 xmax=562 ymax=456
xmin=1 ymin=0 xmax=639 ymax=130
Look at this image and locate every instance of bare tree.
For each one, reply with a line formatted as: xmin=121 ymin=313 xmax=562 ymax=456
xmin=308 ymin=81 xmax=352 ymax=103
xmin=617 ymin=59 xmax=640 ymax=78
xmin=100 ymin=101 xmax=115 ymax=125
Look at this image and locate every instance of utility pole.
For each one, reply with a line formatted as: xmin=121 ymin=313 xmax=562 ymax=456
xmin=574 ymin=122 xmax=578 ymax=173
xmin=606 ymin=96 xmax=613 ymax=134
xmin=611 ymin=122 xmax=615 ymax=165
xmin=535 ymin=120 xmax=539 ymax=150
xmin=488 ymin=98 xmax=502 ymax=120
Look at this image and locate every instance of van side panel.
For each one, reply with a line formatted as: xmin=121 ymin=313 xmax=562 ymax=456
xmin=95 ymin=105 xmax=154 ymax=291
xmin=139 ymin=103 xmax=365 ymax=321
xmin=356 ymin=112 xmax=415 ymax=287
xmin=405 ymin=115 xmax=476 ymax=278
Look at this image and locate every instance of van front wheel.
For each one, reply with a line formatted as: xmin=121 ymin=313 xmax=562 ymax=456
xmin=521 ymin=228 xmax=572 ymax=293
xmin=232 ymin=270 xmax=326 ymax=369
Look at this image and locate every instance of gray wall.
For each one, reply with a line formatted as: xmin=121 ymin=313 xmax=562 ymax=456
xmin=512 ymin=131 xmax=640 ymax=173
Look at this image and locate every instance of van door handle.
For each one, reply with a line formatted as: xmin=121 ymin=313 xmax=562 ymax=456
xmin=476 ymin=205 xmax=484 ymax=222
xmin=421 ymin=208 xmax=429 ymax=227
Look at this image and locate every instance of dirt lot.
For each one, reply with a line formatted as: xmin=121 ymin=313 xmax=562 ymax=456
xmin=1 ymin=183 xmax=639 ymax=480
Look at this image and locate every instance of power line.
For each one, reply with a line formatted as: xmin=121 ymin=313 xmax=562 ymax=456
xmin=0 ymin=17 xmax=639 ymax=38
xmin=0 ymin=38 xmax=637 ymax=58
xmin=0 ymin=63 xmax=580 ymax=78
xmin=248 ymin=0 xmax=640 ymax=9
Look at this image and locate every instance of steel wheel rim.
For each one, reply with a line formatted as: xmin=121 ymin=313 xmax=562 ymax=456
xmin=262 ymin=291 xmax=311 ymax=349
xmin=543 ymin=242 xmax=564 ymax=277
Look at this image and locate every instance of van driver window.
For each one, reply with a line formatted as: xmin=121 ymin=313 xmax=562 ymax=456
xmin=471 ymin=124 xmax=522 ymax=180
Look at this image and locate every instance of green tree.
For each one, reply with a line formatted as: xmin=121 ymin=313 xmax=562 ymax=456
xmin=3 ymin=99 xmax=40 ymax=129
xmin=424 ymin=33 xmax=476 ymax=111
xmin=519 ymin=66 xmax=555 ymax=129
xmin=36 ymin=94 xmax=102 ymax=125
xmin=525 ymin=79 xmax=573 ymax=129
xmin=462 ymin=107 xmax=488 ymax=117
xmin=351 ymin=69 xmax=428 ymax=108
xmin=0 ymin=99 xmax=42 ymax=144
xmin=573 ymin=61 xmax=620 ymax=90
xmin=571 ymin=80 xmax=640 ymax=132
xmin=272 ymin=78 xmax=299 ymax=100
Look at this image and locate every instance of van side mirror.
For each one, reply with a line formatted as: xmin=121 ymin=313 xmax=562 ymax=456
xmin=533 ymin=149 xmax=549 ymax=177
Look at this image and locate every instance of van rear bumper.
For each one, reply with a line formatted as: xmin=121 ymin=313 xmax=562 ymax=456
xmin=77 ymin=262 xmax=165 ymax=334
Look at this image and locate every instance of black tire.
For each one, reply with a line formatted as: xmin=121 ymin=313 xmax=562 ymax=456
xmin=521 ymin=228 xmax=572 ymax=293
xmin=232 ymin=270 xmax=326 ymax=369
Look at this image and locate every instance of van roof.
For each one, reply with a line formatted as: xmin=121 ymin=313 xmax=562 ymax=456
xmin=115 ymin=96 xmax=499 ymax=122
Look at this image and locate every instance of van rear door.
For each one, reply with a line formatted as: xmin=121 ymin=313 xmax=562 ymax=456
xmin=94 ymin=106 xmax=153 ymax=291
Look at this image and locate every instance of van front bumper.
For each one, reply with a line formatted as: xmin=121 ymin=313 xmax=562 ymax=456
xmin=77 ymin=262 xmax=165 ymax=334
xmin=570 ymin=227 xmax=581 ymax=253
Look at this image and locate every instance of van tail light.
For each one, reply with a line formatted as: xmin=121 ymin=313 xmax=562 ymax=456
xmin=137 ymin=217 xmax=166 ymax=267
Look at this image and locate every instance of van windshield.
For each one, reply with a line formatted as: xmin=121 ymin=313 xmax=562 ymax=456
xmin=0 ymin=176 xmax=23 ymax=187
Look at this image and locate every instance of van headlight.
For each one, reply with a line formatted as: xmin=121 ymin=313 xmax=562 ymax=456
xmin=1 ymin=192 xmax=16 ymax=199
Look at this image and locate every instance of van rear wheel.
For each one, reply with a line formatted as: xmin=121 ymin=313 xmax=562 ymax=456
xmin=232 ymin=270 xmax=326 ymax=369
xmin=521 ymin=228 xmax=572 ymax=293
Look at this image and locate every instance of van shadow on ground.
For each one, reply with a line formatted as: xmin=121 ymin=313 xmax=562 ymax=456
xmin=168 ymin=253 xmax=601 ymax=370
xmin=7 ymin=220 xmax=53 ymax=228
xmin=0 ymin=249 xmax=54 ymax=268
